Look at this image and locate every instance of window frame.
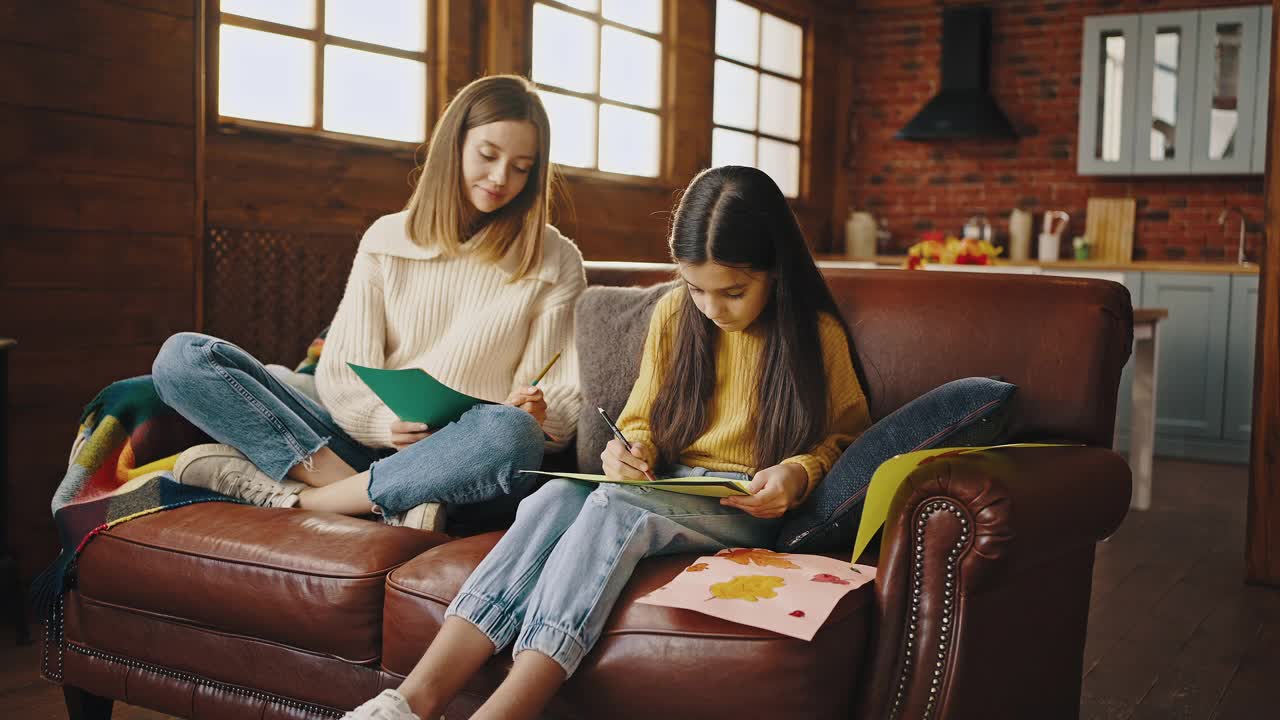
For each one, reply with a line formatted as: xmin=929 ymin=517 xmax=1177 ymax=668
xmin=711 ymin=0 xmax=811 ymax=200
xmin=209 ymin=0 xmax=436 ymax=152
xmin=525 ymin=0 xmax=673 ymax=185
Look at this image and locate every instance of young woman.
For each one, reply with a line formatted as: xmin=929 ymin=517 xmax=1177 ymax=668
xmin=343 ymin=165 xmax=872 ymax=720
xmin=152 ymin=75 xmax=584 ymax=530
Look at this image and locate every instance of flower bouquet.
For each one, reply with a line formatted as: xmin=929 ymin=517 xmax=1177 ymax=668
xmin=904 ymin=230 xmax=1003 ymax=269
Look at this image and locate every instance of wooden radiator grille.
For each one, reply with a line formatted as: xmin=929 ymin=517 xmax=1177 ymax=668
xmin=204 ymin=227 xmax=359 ymax=366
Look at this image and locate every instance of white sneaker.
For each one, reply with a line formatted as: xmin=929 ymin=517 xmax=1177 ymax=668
xmin=343 ymin=689 xmax=422 ymax=720
xmin=173 ymin=443 xmax=304 ymax=508
xmin=383 ymin=502 xmax=446 ymax=533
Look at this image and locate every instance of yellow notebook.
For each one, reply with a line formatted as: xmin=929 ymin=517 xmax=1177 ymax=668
xmin=518 ymin=470 xmax=751 ymax=497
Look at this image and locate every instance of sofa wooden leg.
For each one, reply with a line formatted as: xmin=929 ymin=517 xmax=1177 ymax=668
xmin=63 ymin=685 xmax=114 ymax=720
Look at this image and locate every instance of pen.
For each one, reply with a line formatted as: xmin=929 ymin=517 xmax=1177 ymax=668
xmin=529 ymin=351 xmax=562 ymax=387
xmin=597 ymin=407 xmax=658 ymax=482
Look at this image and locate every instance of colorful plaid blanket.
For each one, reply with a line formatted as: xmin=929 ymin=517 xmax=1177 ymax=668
xmin=34 ymin=376 xmax=237 ymax=679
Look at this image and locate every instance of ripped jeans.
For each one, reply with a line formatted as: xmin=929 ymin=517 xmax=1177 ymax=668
xmin=151 ymin=332 xmax=544 ymax=515
xmin=445 ymin=469 xmax=782 ymax=676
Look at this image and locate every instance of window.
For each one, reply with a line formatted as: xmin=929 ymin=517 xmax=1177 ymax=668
xmin=711 ymin=0 xmax=805 ymax=197
xmin=530 ymin=0 xmax=664 ymax=178
xmin=216 ymin=0 xmax=429 ymax=145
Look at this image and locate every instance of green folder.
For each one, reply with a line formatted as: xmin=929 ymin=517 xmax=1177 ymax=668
xmin=347 ymin=363 xmax=494 ymax=428
xmin=518 ymin=470 xmax=752 ymax=498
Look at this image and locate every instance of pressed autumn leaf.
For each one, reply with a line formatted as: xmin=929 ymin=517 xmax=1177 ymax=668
xmin=811 ymin=573 xmax=852 ymax=585
xmin=716 ymin=548 xmax=801 ymax=569
xmin=685 ymin=563 xmax=709 ymax=573
xmin=789 ymin=610 xmax=806 ymax=617
xmin=709 ymin=575 xmax=786 ymax=602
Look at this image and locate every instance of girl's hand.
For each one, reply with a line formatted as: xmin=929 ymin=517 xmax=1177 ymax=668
xmin=390 ymin=421 xmax=432 ymax=450
xmin=601 ymin=439 xmax=656 ymax=482
xmin=720 ymin=463 xmax=807 ymax=518
xmin=505 ymin=386 xmax=547 ymax=426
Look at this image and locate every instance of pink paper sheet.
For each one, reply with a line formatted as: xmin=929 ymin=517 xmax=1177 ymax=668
xmin=635 ymin=549 xmax=876 ymax=641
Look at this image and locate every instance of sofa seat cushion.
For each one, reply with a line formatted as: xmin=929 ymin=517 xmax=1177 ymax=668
xmin=75 ymin=502 xmax=446 ymax=663
xmin=384 ymin=532 xmax=874 ymax=719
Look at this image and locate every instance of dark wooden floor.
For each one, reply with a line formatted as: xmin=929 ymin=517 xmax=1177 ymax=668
xmin=0 ymin=458 xmax=1275 ymax=719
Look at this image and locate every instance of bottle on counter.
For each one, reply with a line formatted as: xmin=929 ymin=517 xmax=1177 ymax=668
xmin=845 ymin=210 xmax=877 ymax=259
xmin=1009 ymin=208 xmax=1032 ymax=261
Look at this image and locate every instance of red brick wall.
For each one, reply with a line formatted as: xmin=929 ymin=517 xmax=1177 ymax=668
xmin=843 ymin=0 xmax=1266 ymax=260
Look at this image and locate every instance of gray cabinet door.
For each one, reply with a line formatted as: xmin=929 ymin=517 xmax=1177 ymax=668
xmin=1253 ymin=6 xmax=1273 ymax=173
xmin=1079 ymin=15 xmax=1141 ymax=175
xmin=1134 ymin=12 xmax=1200 ymax=174
xmin=1192 ymin=6 xmax=1262 ymax=174
xmin=1224 ymin=275 xmax=1260 ymax=441
xmin=1141 ymin=272 xmax=1230 ymax=439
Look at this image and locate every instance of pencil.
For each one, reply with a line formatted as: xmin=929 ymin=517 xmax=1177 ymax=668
xmin=529 ymin=351 xmax=562 ymax=387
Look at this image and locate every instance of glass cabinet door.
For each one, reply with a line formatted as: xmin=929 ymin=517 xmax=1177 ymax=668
xmin=1192 ymin=6 xmax=1262 ymax=174
xmin=1253 ymin=6 xmax=1272 ymax=174
xmin=1079 ymin=15 xmax=1140 ymax=175
xmin=1134 ymin=12 xmax=1199 ymax=173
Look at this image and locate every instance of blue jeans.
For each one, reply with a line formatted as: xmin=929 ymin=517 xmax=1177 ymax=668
xmin=151 ymin=332 xmax=544 ymax=514
xmin=445 ymin=466 xmax=782 ymax=676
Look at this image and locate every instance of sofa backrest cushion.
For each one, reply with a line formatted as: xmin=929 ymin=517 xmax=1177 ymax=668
xmin=584 ymin=263 xmax=1132 ymax=448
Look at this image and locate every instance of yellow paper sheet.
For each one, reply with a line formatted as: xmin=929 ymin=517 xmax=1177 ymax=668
xmin=851 ymin=443 xmax=1073 ymax=566
xmin=519 ymin=470 xmax=752 ymax=497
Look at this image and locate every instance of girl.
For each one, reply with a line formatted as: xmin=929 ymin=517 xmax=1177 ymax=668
xmin=344 ymin=165 xmax=871 ymax=720
xmin=151 ymin=75 xmax=584 ymax=530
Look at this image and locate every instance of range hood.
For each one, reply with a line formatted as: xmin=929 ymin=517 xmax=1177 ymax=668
xmin=895 ymin=6 xmax=1018 ymax=141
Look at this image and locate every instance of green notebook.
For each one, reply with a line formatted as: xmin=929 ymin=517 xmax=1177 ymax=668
xmin=518 ymin=470 xmax=752 ymax=498
xmin=347 ymin=363 xmax=494 ymax=428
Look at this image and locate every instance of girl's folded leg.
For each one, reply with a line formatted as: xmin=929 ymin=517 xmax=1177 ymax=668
xmin=152 ymin=332 xmax=378 ymax=481
xmin=366 ymin=404 xmax=545 ymax=516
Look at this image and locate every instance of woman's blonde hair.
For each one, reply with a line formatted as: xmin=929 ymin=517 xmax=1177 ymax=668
xmin=404 ymin=75 xmax=553 ymax=280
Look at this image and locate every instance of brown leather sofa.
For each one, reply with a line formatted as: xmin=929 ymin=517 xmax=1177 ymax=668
xmin=43 ymin=264 xmax=1133 ymax=720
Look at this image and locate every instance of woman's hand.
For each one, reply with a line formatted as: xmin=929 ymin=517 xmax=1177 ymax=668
xmin=390 ymin=421 xmax=433 ymax=450
xmin=601 ymin=439 xmax=656 ymax=482
xmin=505 ymin=386 xmax=548 ymax=426
xmin=720 ymin=463 xmax=807 ymax=519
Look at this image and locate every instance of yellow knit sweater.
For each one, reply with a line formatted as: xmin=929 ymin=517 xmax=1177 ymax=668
xmin=617 ymin=288 xmax=871 ymax=500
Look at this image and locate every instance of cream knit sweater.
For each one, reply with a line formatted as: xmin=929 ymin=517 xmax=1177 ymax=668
xmin=316 ymin=210 xmax=585 ymax=450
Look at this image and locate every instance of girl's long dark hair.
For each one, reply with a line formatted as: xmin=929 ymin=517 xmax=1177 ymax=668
xmin=650 ymin=166 xmax=854 ymax=470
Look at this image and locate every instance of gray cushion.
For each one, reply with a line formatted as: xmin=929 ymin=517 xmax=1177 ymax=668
xmin=574 ymin=281 xmax=678 ymax=473
xmin=776 ymin=377 xmax=1018 ymax=553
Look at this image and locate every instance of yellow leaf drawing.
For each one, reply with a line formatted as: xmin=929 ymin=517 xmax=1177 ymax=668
xmin=709 ymin=575 xmax=786 ymax=602
xmin=716 ymin=548 xmax=801 ymax=569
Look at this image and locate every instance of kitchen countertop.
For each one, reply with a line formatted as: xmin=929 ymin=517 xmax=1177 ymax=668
xmin=815 ymin=255 xmax=1261 ymax=274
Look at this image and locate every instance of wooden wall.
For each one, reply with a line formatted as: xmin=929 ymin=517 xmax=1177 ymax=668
xmin=0 ymin=1 xmax=199 ymax=583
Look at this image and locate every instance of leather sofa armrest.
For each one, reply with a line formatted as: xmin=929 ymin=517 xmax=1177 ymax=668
xmin=856 ymin=446 xmax=1131 ymax=720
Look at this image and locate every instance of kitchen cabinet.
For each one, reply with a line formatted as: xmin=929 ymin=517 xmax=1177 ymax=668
xmin=1140 ymin=272 xmax=1232 ymax=454
xmin=1079 ymin=5 xmax=1271 ymax=176
xmin=1224 ymin=274 xmax=1259 ymax=442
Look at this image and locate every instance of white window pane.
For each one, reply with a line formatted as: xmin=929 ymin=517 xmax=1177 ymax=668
xmin=758 ymin=138 xmax=799 ymax=197
xmin=760 ymin=13 xmax=803 ymax=78
xmin=600 ymin=26 xmax=661 ymax=109
xmin=714 ymin=60 xmax=757 ymax=131
xmin=599 ymin=105 xmax=659 ymax=176
xmin=759 ymin=75 xmax=801 ymax=141
xmin=221 ymin=0 xmax=314 ymax=29
xmin=557 ymin=0 xmax=598 ymax=10
xmin=539 ymin=91 xmax=596 ymax=168
xmin=715 ymin=0 xmax=759 ymax=65
xmin=323 ymin=46 xmax=425 ymax=142
xmin=712 ymin=127 xmax=756 ymax=168
xmin=532 ymin=4 xmax=598 ymax=94
xmin=326 ymin=0 xmax=426 ymax=53
xmin=603 ymin=0 xmax=661 ymax=34
xmin=218 ymin=26 xmax=314 ymax=127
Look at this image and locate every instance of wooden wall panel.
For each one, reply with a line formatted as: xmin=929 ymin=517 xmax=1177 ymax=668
xmin=0 ymin=0 xmax=198 ymax=585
